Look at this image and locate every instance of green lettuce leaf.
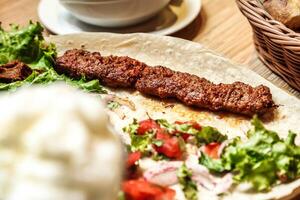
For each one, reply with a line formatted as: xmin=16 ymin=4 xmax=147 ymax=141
xmin=65 ymin=76 xmax=106 ymax=93
xmin=123 ymin=119 xmax=153 ymax=153
xmin=0 ymin=22 xmax=107 ymax=94
xmin=199 ymin=152 xmax=225 ymax=173
xmin=0 ymin=22 xmax=46 ymax=64
xmin=177 ymin=164 xmax=198 ymax=200
xmin=199 ymin=116 xmax=300 ymax=191
xmin=196 ymin=126 xmax=228 ymax=145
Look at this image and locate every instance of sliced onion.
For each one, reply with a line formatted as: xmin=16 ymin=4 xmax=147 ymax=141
xmin=217 ymin=140 xmax=230 ymax=158
xmin=214 ymin=173 xmax=233 ymax=194
xmin=142 ymin=155 xmax=233 ymax=194
xmin=143 ymin=161 xmax=183 ymax=186
xmin=186 ymin=155 xmax=233 ymax=194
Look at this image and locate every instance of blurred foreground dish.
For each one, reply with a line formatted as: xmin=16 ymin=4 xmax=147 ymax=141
xmin=0 ymin=84 xmax=123 ymax=200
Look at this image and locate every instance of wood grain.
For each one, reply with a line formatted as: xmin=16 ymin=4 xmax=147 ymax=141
xmin=0 ymin=0 xmax=299 ymax=98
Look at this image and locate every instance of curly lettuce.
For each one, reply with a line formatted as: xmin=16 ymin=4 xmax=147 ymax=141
xmin=0 ymin=22 xmax=106 ymax=93
xmin=199 ymin=116 xmax=300 ymax=191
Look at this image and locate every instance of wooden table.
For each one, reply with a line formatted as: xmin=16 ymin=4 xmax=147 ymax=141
xmin=0 ymin=0 xmax=299 ymax=98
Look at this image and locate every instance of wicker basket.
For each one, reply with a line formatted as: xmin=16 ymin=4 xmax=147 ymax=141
xmin=236 ymin=0 xmax=300 ymax=91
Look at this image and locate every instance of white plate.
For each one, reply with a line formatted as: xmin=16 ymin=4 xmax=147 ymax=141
xmin=38 ymin=0 xmax=201 ymax=35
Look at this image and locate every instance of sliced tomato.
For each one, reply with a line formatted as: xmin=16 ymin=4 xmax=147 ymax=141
xmin=180 ymin=133 xmax=190 ymax=142
xmin=153 ymin=137 xmax=183 ymax=159
xmin=203 ymin=142 xmax=221 ymax=159
xmin=127 ymin=151 xmax=142 ymax=168
xmin=190 ymin=121 xmax=202 ymax=130
xmin=122 ymin=179 xmax=175 ymax=200
xmin=174 ymin=121 xmax=184 ymax=125
xmin=155 ymin=130 xmax=171 ymax=140
xmin=137 ymin=119 xmax=161 ymax=135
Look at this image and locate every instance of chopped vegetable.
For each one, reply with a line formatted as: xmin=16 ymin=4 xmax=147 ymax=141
xmin=137 ymin=119 xmax=161 ymax=135
xmin=198 ymin=152 xmax=225 ymax=173
xmin=153 ymin=136 xmax=185 ymax=160
xmin=123 ymin=119 xmax=154 ymax=154
xmin=173 ymin=121 xmax=201 ymax=141
xmin=152 ymin=139 xmax=164 ymax=147
xmin=107 ymin=101 xmax=121 ymax=110
xmin=130 ymin=133 xmax=154 ymax=153
xmin=123 ymin=119 xmax=139 ymax=135
xmin=177 ymin=164 xmax=198 ymax=200
xmin=157 ymin=119 xmax=227 ymax=145
xmin=126 ymin=151 xmax=142 ymax=168
xmin=122 ymin=179 xmax=175 ymax=200
xmin=123 ymin=119 xmax=185 ymax=160
xmin=199 ymin=116 xmax=300 ymax=191
xmin=203 ymin=142 xmax=221 ymax=159
xmin=196 ymin=126 xmax=227 ymax=145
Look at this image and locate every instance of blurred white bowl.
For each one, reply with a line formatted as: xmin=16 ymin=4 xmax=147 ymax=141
xmin=59 ymin=0 xmax=171 ymax=27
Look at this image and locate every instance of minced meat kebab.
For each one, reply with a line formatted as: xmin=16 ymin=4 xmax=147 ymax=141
xmin=55 ymin=49 xmax=276 ymax=116
xmin=0 ymin=61 xmax=32 ymax=83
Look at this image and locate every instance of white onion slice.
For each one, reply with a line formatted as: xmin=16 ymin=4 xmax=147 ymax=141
xmin=142 ymin=155 xmax=233 ymax=194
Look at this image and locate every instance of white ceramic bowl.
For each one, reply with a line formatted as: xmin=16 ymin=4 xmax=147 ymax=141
xmin=59 ymin=0 xmax=171 ymax=27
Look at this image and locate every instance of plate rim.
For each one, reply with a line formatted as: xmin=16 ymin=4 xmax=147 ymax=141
xmin=38 ymin=0 xmax=202 ymax=35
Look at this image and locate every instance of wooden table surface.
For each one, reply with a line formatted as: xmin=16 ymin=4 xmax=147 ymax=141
xmin=0 ymin=0 xmax=299 ymax=98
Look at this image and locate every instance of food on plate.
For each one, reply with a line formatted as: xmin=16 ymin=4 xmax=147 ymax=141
xmin=123 ymin=119 xmax=227 ymax=160
xmin=263 ymin=0 xmax=300 ymax=30
xmin=0 ymin=22 xmax=106 ymax=93
xmin=55 ymin=49 xmax=276 ymax=116
xmin=0 ymin=61 xmax=32 ymax=82
xmin=0 ymin=23 xmax=277 ymax=116
xmin=0 ymin=84 xmax=123 ymax=200
xmin=121 ymin=116 xmax=300 ymax=198
xmin=44 ymin=31 xmax=300 ymax=199
xmin=2 ymin=23 xmax=300 ymax=199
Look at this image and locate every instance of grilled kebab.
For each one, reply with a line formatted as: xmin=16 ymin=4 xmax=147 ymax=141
xmin=55 ymin=49 xmax=276 ymax=116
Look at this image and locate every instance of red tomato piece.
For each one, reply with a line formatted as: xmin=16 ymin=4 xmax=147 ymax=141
xmin=137 ymin=119 xmax=161 ymax=135
xmin=155 ymin=130 xmax=171 ymax=140
xmin=180 ymin=133 xmax=190 ymax=142
xmin=122 ymin=179 xmax=175 ymax=200
xmin=174 ymin=121 xmax=184 ymax=125
xmin=190 ymin=121 xmax=202 ymax=130
xmin=154 ymin=137 xmax=183 ymax=159
xmin=127 ymin=151 xmax=142 ymax=168
xmin=203 ymin=142 xmax=221 ymax=159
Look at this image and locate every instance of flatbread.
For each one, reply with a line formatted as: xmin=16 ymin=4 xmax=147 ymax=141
xmin=48 ymin=33 xmax=300 ymax=200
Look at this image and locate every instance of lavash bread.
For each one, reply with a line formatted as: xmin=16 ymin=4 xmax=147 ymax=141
xmin=48 ymin=33 xmax=300 ymax=200
xmin=263 ymin=0 xmax=300 ymax=30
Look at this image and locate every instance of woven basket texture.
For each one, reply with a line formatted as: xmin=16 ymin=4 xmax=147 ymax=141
xmin=236 ymin=0 xmax=300 ymax=91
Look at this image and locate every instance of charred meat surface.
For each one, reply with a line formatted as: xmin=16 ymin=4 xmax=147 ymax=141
xmin=55 ymin=49 xmax=276 ymax=116
xmin=0 ymin=61 xmax=32 ymax=83
xmin=55 ymin=49 xmax=146 ymax=87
